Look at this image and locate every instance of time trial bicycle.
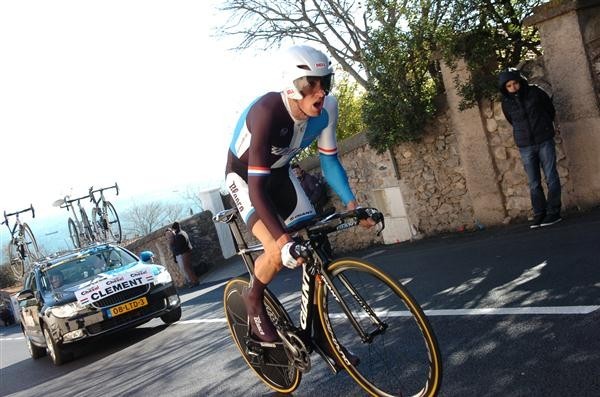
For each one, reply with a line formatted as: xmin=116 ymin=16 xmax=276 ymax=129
xmin=2 ymin=205 xmax=41 ymax=278
xmin=214 ymin=207 xmax=442 ymax=396
xmin=59 ymin=194 xmax=95 ymax=248
xmin=89 ymin=183 xmax=122 ymax=243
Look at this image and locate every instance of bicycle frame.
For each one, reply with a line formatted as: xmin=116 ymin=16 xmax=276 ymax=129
xmin=220 ymin=208 xmax=387 ymax=356
xmin=61 ymin=194 xmax=94 ymax=244
xmin=2 ymin=205 xmax=35 ymax=239
xmin=89 ymin=183 xmax=119 ymax=214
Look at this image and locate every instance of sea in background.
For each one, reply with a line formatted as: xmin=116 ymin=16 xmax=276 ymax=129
xmin=1 ymin=180 xmax=222 ymax=261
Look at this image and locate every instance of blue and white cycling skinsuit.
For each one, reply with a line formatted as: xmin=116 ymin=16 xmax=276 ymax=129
xmin=225 ymin=91 xmax=355 ymax=240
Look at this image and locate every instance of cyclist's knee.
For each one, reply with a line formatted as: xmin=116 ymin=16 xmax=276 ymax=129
xmin=264 ymin=248 xmax=283 ymax=271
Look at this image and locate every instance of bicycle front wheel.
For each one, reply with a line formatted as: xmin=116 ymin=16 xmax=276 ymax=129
xmin=223 ymin=277 xmax=301 ymax=394
xmin=317 ymin=258 xmax=442 ymax=397
xmin=21 ymin=223 xmax=40 ymax=269
xmin=103 ymin=201 xmax=121 ymax=243
xmin=68 ymin=218 xmax=81 ymax=248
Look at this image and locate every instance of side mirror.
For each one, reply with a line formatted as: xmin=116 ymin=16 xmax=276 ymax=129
xmin=17 ymin=289 xmax=35 ymax=302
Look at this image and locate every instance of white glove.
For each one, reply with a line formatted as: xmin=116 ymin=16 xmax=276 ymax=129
xmin=281 ymin=242 xmax=302 ymax=269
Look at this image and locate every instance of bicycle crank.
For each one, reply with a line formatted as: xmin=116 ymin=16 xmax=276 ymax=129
xmin=277 ymin=329 xmax=311 ymax=373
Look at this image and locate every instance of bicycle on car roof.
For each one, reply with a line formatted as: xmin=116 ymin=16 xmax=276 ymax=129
xmin=88 ymin=183 xmax=122 ymax=244
xmin=214 ymin=206 xmax=442 ymax=396
xmin=57 ymin=193 xmax=96 ymax=249
xmin=2 ymin=204 xmax=41 ymax=278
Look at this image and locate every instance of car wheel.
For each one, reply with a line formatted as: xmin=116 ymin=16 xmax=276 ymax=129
xmin=160 ymin=306 xmax=182 ymax=324
xmin=43 ymin=326 xmax=66 ymax=366
xmin=24 ymin=332 xmax=46 ymax=359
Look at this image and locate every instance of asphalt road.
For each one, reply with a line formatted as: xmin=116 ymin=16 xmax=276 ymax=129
xmin=1 ymin=207 xmax=599 ymax=396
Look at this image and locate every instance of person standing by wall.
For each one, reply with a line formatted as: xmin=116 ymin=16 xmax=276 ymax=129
xmin=168 ymin=221 xmax=199 ymax=288
xmin=498 ymin=67 xmax=562 ymax=229
xmin=291 ymin=163 xmax=329 ymax=215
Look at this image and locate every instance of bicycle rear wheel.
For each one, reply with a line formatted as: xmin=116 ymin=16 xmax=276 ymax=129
xmin=81 ymin=211 xmax=95 ymax=244
xmin=68 ymin=218 xmax=81 ymax=248
xmin=103 ymin=201 xmax=121 ymax=243
xmin=316 ymin=258 xmax=442 ymax=397
xmin=223 ymin=277 xmax=301 ymax=394
xmin=91 ymin=207 xmax=106 ymax=241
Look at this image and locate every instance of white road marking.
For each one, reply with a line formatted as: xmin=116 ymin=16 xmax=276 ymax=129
xmin=177 ymin=318 xmax=227 ymax=324
xmin=3 ymin=306 xmax=597 ymax=341
xmin=361 ymin=250 xmax=386 ymax=259
xmin=327 ymin=305 xmax=600 ymax=318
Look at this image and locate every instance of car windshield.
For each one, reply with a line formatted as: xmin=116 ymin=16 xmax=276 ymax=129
xmin=40 ymin=247 xmax=138 ymax=291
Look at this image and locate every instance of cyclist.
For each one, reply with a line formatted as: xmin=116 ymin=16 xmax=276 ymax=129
xmin=225 ymin=44 xmax=374 ymax=344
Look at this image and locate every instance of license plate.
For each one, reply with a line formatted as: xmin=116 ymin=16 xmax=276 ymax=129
xmin=107 ymin=297 xmax=148 ymax=318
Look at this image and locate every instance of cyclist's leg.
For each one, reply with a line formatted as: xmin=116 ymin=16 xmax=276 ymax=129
xmin=226 ymin=172 xmax=281 ymax=342
xmin=244 ymin=220 xmax=283 ymax=342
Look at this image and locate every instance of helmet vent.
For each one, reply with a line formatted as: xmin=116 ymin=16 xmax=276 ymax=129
xmin=296 ymin=64 xmax=311 ymax=70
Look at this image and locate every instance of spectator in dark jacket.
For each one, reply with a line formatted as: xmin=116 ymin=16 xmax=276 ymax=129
xmin=167 ymin=221 xmax=199 ymax=287
xmin=291 ymin=163 xmax=328 ymax=214
xmin=499 ymin=68 xmax=562 ymax=228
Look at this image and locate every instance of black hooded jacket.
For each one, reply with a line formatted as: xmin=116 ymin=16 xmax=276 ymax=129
xmin=498 ymin=69 xmax=556 ymax=148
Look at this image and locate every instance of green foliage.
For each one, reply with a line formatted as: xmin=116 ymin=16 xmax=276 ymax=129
xmin=439 ymin=0 xmax=543 ymax=109
xmin=362 ymin=22 xmax=438 ymax=152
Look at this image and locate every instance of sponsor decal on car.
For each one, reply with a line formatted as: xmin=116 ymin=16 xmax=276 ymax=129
xmin=75 ymin=267 xmax=154 ymax=305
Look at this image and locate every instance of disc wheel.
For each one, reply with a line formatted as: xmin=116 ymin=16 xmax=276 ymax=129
xmin=223 ymin=277 xmax=301 ymax=394
xmin=68 ymin=218 xmax=81 ymax=248
xmin=317 ymin=258 xmax=442 ymax=397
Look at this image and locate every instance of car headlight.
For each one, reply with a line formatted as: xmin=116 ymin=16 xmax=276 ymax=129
xmin=154 ymin=267 xmax=173 ymax=285
xmin=49 ymin=301 xmax=86 ymax=318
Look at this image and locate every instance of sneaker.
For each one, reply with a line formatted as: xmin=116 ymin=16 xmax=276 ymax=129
xmin=242 ymin=289 xmax=279 ymax=343
xmin=540 ymin=213 xmax=562 ymax=227
xmin=529 ymin=214 xmax=545 ymax=229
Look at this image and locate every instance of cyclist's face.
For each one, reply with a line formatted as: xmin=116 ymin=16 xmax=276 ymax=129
xmin=297 ymin=80 xmax=328 ymax=117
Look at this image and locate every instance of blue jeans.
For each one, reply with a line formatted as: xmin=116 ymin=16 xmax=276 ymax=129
xmin=518 ymin=139 xmax=562 ymax=216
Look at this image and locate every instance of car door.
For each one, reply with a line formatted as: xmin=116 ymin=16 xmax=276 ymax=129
xmin=18 ymin=272 xmax=44 ymax=343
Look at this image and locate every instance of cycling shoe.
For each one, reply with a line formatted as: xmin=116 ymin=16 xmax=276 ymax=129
xmin=242 ymin=289 xmax=279 ymax=343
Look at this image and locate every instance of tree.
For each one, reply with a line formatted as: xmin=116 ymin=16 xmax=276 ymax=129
xmin=0 ymin=245 xmax=18 ymax=288
xmin=439 ymin=0 xmax=544 ymax=109
xmin=122 ymin=202 xmax=186 ymax=237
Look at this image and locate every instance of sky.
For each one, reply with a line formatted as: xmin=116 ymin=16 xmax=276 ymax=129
xmin=0 ymin=0 xmax=281 ymax=225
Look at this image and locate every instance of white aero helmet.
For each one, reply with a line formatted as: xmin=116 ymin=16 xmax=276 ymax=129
xmin=282 ymin=45 xmax=334 ymax=100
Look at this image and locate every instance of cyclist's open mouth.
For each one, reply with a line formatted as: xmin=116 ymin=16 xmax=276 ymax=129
xmin=312 ymin=99 xmax=324 ymax=112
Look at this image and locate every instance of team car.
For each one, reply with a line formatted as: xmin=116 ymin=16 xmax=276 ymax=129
xmin=16 ymin=243 xmax=181 ymax=365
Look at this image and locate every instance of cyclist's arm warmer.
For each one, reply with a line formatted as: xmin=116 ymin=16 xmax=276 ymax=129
xmin=318 ymin=97 xmax=356 ymax=205
xmin=246 ymin=99 xmax=287 ymax=240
